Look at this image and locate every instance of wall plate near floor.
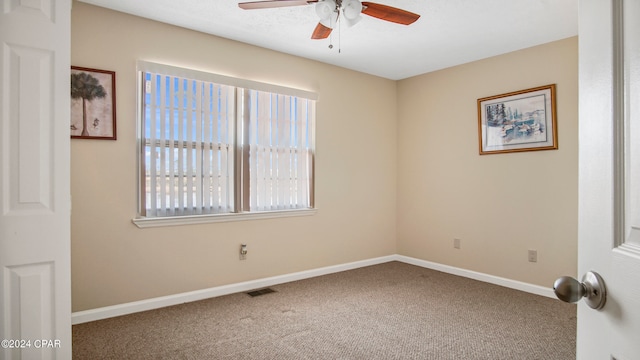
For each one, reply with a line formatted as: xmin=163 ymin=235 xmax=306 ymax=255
xmin=240 ymin=244 xmax=248 ymax=260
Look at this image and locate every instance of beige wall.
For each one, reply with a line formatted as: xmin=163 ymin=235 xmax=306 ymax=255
xmin=396 ymin=37 xmax=579 ymax=287
xmin=71 ymin=2 xmax=578 ymax=312
xmin=71 ymin=3 xmax=397 ymax=312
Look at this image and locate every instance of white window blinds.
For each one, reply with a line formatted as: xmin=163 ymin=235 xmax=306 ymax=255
xmin=246 ymin=90 xmax=314 ymax=211
xmin=142 ymin=72 xmax=235 ymax=217
xmin=138 ymin=61 xmax=316 ymax=220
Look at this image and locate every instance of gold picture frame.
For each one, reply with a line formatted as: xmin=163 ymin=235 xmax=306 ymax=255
xmin=477 ymin=84 xmax=557 ymax=155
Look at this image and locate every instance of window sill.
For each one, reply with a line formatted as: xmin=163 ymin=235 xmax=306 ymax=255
xmin=132 ymin=208 xmax=317 ymax=228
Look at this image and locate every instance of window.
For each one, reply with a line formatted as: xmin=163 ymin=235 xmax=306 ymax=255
xmin=135 ymin=61 xmax=315 ymax=226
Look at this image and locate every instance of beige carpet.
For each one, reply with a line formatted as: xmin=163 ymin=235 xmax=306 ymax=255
xmin=73 ymin=261 xmax=576 ymax=359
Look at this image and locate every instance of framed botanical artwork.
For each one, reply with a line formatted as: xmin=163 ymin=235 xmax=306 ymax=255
xmin=70 ymin=66 xmax=117 ymax=140
xmin=477 ymin=84 xmax=557 ymax=155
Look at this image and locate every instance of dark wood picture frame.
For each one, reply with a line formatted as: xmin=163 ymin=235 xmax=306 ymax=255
xmin=477 ymin=84 xmax=557 ymax=155
xmin=71 ymin=66 xmax=117 ymax=140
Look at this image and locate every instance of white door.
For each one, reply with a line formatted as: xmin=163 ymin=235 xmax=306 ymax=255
xmin=575 ymin=0 xmax=640 ymax=358
xmin=0 ymin=0 xmax=72 ymax=359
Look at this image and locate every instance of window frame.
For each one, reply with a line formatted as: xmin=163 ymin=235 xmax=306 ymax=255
xmin=133 ymin=61 xmax=317 ymax=228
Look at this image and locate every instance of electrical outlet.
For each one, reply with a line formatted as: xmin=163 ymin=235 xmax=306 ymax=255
xmin=528 ymin=249 xmax=537 ymax=263
xmin=240 ymin=244 xmax=247 ymax=260
xmin=454 ymin=238 xmax=461 ymax=249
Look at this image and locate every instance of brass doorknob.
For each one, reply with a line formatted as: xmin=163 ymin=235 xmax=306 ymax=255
xmin=553 ymin=271 xmax=606 ymax=310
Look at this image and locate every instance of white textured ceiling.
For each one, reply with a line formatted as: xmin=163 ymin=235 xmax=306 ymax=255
xmin=76 ymin=0 xmax=578 ymax=80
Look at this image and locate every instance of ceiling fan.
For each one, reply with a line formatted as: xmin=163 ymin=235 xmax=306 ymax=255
xmin=238 ymin=0 xmax=420 ymax=40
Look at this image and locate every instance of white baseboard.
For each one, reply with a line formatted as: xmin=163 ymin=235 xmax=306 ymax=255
xmin=71 ymin=255 xmax=396 ymax=325
xmin=396 ymin=255 xmax=555 ymax=299
xmin=71 ymin=254 xmax=555 ymax=325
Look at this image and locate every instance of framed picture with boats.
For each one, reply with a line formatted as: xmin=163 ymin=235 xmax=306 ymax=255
xmin=477 ymin=84 xmax=557 ymax=155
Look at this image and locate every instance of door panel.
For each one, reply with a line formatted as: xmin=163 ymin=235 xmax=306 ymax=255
xmin=578 ymin=0 xmax=640 ymax=359
xmin=0 ymin=0 xmax=72 ymax=359
xmin=625 ymin=0 xmax=640 ymax=250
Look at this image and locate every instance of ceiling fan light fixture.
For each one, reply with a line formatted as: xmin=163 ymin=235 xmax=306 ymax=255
xmin=341 ymin=0 xmax=363 ymax=27
xmin=342 ymin=0 xmax=362 ymax=19
xmin=315 ymin=0 xmax=336 ymax=21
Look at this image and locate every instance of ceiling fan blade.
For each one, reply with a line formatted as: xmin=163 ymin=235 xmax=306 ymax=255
xmin=361 ymin=2 xmax=420 ymax=25
xmin=311 ymin=22 xmax=332 ymax=39
xmin=239 ymin=0 xmax=318 ymax=10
